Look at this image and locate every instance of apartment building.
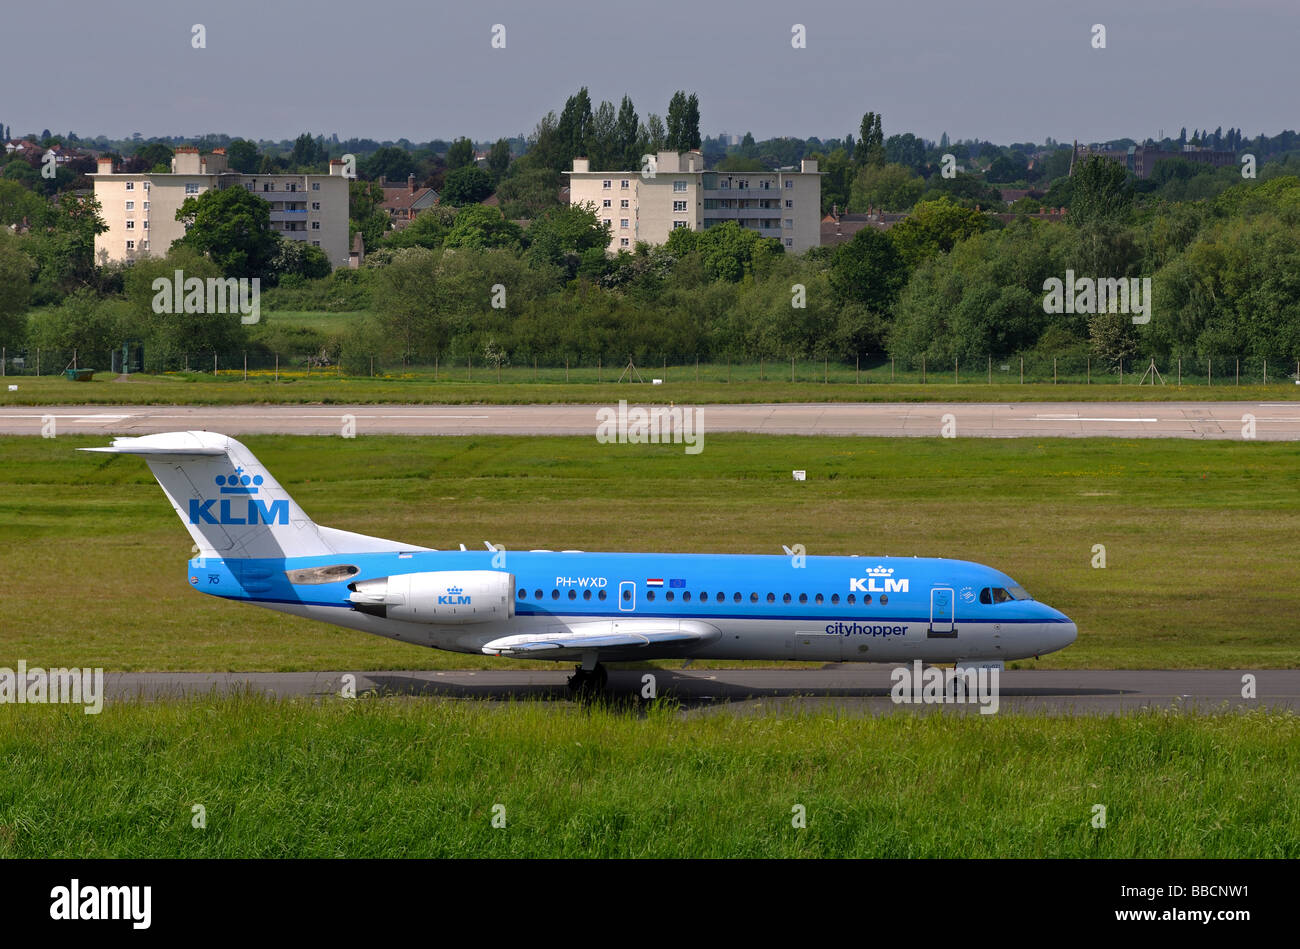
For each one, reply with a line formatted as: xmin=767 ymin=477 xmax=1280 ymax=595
xmin=567 ymin=151 xmax=822 ymax=253
xmin=92 ymin=146 xmax=351 ymax=267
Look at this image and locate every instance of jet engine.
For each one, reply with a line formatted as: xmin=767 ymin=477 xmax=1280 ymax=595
xmin=347 ymin=570 xmax=515 ymax=624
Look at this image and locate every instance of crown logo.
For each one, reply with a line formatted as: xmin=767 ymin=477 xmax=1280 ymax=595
xmin=447 ymin=586 xmax=463 ymax=595
xmin=865 ymin=565 xmax=893 ymax=577
xmin=215 ymin=467 xmax=263 ymax=495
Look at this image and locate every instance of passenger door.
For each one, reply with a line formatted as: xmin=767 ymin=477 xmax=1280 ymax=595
xmin=928 ymin=586 xmax=957 ymax=638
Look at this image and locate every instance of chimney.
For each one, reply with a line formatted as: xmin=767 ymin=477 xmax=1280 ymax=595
xmin=378 ymin=175 xmax=386 ymax=189
xmin=408 ymin=173 xmax=416 ymax=194
xmin=96 ymin=155 xmax=114 ymax=174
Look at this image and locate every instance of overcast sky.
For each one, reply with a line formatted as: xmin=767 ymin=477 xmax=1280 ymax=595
xmin=9 ymin=0 xmax=1296 ymax=146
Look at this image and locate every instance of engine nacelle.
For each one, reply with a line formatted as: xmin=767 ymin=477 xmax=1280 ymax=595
xmin=348 ymin=570 xmax=515 ymax=624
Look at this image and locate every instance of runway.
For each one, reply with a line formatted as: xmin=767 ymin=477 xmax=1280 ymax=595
xmin=98 ymin=668 xmax=1299 ymax=716
xmin=2 ymin=400 xmax=1299 ymax=439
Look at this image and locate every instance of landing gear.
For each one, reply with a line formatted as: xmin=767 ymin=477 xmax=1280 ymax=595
xmin=567 ymin=662 xmax=608 ymax=695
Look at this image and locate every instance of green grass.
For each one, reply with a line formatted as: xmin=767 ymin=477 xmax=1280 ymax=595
xmin=1 ymin=370 xmax=1295 ymax=406
xmin=0 ymin=434 xmax=1296 ymax=671
xmin=0 ymin=697 xmax=1294 ymax=857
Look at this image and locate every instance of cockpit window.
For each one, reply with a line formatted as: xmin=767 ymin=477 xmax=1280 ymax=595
xmin=981 ymin=586 xmax=1026 ymax=604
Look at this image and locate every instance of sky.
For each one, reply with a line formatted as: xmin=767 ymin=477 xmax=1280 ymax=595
xmin=8 ymin=0 xmax=1297 ymax=146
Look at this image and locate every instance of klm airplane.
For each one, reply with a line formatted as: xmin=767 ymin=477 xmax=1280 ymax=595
xmin=86 ymin=432 xmax=1077 ymax=692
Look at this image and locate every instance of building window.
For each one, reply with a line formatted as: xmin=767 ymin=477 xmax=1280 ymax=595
xmin=673 ymin=180 xmax=687 ymax=192
xmin=311 ymin=202 xmax=320 ymax=210
xmin=263 ymin=183 xmax=273 ymax=191
xmin=619 ymin=237 xmax=629 ymax=247
xmin=185 ymin=183 xmax=199 ymax=194
xmin=125 ymin=240 xmax=135 ymax=249
xmin=673 ymin=200 xmax=687 ymax=212
xmin=143 ymin=201 xmax=149 ymax=210
xmin=603 ymin=218 xmax=612 ymax=227
xmin=620 ymin=218 xmax=629 ymax=228
xmin=602 ymin=179 xmax=612 ymax=189
xmin=125 ymin=220 xmax=135 ymax=230
xmin=125 ymin=200 xmax=134 ymax=210
xmin=602 ymin=199 xmax=611 ymax=208
xmin=311 ymin=182 xmax=320 ymax=190
xmin=761 ymin=180 xmax=771 ymax=189
xmin=245 ymin=182 xmax=254 ymax=191
xmin=784 ymin=179 xmax=793 ymax=188
xmin=738 ymin=179 xmax=748 ymax=189
xmin=142 ymin=181 xmax=150 ymax=191
xmin=142 ymin=220 xmax=149 ymax=229
xmin=785 ymin=238 xmax=793 ymax=247
xmin=287 ymin=182 xmax=297 ymax=192
xmin=620 ymin=179 xmax=629 ymax=189
xmin=784 ymin=219 xmax=793 ymax=229
xmin=620 ymin=199 xmax=629 ymax=208
xmin=785 ymin=199 xmax=793 ymax=208
xmin=311 ymin=221 xmax=320 ymax=230
xmin=125 ymin=181 xmax=134 ymax=191
xmin=312 ymin=241 xmax=320 ymax=246
xmin=141 ymin=240 xmax=149 ymax=250
xmin=672 ymin=220 xmax=687 ymax=229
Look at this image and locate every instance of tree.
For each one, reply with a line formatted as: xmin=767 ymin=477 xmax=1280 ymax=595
xmin=273 ymin=240 xmax=332 ymax=281
xmin=0 ymin=229 xmax=34 ymax=342
xmin=888 ymin=196 xmax=992 ymax=267
xmin=829 ymin=226 xmax=908 ymax=312
xmin=525 ymin=202 xmax=612 ymax=270
xmin=360 ymin=146 xmax=416 ymax=182
xmin=440 ymin=166 xmax=494 ymax=205
xmin=289 ymin=132 xmax=327 ymax=170
xmin=665 ymin=91 xmax=701 ymax=152
xmin=884 ymin=133 xmax=926 ymax=172
xmin=227 ymin=139 xmax=260 ymax=173
xmin=172 ymin=186 xmax=280 ymax=279
xmin=446 ymin=137 xmax=476 ymax=171
xmin=640 ymin=114 xmax=667 ymax=155
xmin=487 ymin=138 xmax=511 ymax=180
xmin=25 ymin=192 xmax=106 ymax=300
xmin=555 ymin=88 xmax=594 ymax=171
xmin=0 ymin=179 xmax=44 ymax=227
xmin=495 ymin=167 xmax=562 ymax=219
xmin=382 ymin=205 xmax=456 ymax=250
xmin=1069 ymin=155 xmax=1132 ymax=228
xmin=615 ymin=96 xmax=640 ymax=169
xmin=370 ymin=248 xmax=444 ymax=365
xmin=858 ymin=112 xmax=884 ymax=167
xmin=443 ymin=204 xmax=523 ymax=250
xmin=848 ymin=163 xmax=924 ymax=212
xmin=122 ymin=142 xmax=173 ymax=174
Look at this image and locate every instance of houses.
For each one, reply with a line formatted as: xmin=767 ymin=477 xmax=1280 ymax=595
xmin=378 ymin=174 xmax=438 ymax=229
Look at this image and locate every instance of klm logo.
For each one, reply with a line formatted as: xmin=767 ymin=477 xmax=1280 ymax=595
xmin=189 ymin=498 xmax=289 ymax=525
xmin=439 ymin=586 xmax=471 ymax=605
xmin=850 ymin=565 xmax=909 ymax=594
xmin=189 ymin=471 xmax=288 ymax=525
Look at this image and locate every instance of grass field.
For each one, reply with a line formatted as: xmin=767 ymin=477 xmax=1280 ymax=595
xmin=0 ymin=697 xmax=1293 ymax=858
xmin=2 ymin=370 xmax=1296 ymax=406
xmin=1 ymin=433 xmax=1296 ymax=671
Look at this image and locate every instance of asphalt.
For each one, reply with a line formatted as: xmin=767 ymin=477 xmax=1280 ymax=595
xmin=2 ymin=400 xmax=1300 ymax=439
xmin=99 ymin=668 xmax=1299 ymax=716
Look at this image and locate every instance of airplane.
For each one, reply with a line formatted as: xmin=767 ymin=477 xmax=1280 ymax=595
xmin=84 ymin=431 xmax=1077 ymax=693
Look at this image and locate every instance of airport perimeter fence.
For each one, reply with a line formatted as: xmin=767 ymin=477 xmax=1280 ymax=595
xmin=2 ymin=345 xmax=1299 ymax=388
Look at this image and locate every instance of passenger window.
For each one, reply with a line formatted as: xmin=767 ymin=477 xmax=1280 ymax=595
xmin=647 ymin=590 xmax=655 ymax=601
xmin=783 ymin=593 xmax=792 ymax=604
xmin=831 ymin=594 xmax=840 ymax=605
xmin=798 ymin=593 xmax=807 ymax=604
xmin=583 ymin=589 xmax=592 ymax=600
xmin=534 ymin=589 xmax=543 ymax=599
xmin=666 ymin=591 xmax=674 ymax=601
xmin=551 ymin=589 xmax=559 ymax=600
xmin=750 ymin=592 xmax=758 ymax=603
xmin=683 ymin=592 xmax=691 ymax=602
xmin=815 ymin=593 xmax=823 ymax=605
xmin=847 ymin=593 xmax=856 ymax=605
xmin=766 ymin=593 xmax=775 ymax=603
xmin=568 ymin=589 xmax=577 ymax=600
xmin=863 ymin=594 xmax=872 ymax=604
xmin=598 ymin=589 xmax=607 ymax=601
xmin=518 ymin=589 xmax=526 ymax=599
xmin=733 ymin=592 xmax=741 ymax=603
xmin=880 ymin=594 xmax=889 ymax=605
xmin=716 ymin=592 xmax=724 ymax=603
xmin=622 ymin=588 xmax=631 ymax=601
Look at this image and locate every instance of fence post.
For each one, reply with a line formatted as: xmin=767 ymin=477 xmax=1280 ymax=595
xmin=1119 ymin=359 xmax=1122 ymax=384
xmin=791 ymin=356 xmax=794 ymax=383
xmin=243 ymin=352 xmax=247 ymax=382
xmin=921 ymin=354 xmax=925 ymax=384
xmin=1 ymin=346 xmax=4 ymax=377
xmin=36 ymin=348 xmax=39 ymax=377
xmin=1236 ymin=359 xmax=1239 ymax=386
xmin=1208 ymin=358 xmax=1211 ymax=386
xmin=468 ymin=356 xmax=471 ymax=381
xmin=891 ymin=357 xmax=894 ymax=382
xmin=211 ymin=352 xmax=215 ymax=376
xmin=275 ymin=353 xmax=279 ymax=382
xmin=370 ymin=356 xmax=373 ymax=378
xmin=565 ymin=359 xmax=569 ymax=383
xmin=696 ymin=356 xmax=699 ymax=383
xmin=435 ymin=357 xmax=438 ymax=381
xmin=856 ymin=354 xmax=860 ymax=384
xmin=988 ymin=355 xmax=991 ymax=384
xmin=760 ymin=357 xmax=764 ymax=381
xmin=824 ymin=357 xmax=828 ymax=384
xmin=1264 ymin=358 xmax=1267 ymax=385
xmin=1087 ymin=356 xmax=1090 ymax=384
xmin=1053 ymin=357 xmax=1057 ymax=384
xmin=954 ymin=356 xmax=958 ymax=384
xmin=598 ymin=358 xmax=601 ymax=383
xmin=1177 ymin=357 xmax=1181 ymax=386
xmin=1020 ymin=356 xmax=1023 ymax=384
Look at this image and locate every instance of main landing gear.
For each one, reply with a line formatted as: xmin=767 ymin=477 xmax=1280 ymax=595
xmin=567 ymin=662 xmax=608 ymax=695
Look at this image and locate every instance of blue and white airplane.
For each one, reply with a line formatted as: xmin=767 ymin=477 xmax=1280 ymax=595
xmin=86 ymin=432 xmax=1077 ymax=692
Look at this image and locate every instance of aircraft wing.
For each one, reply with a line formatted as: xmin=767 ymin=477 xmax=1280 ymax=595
xmin=481 ymin=619 xmax=720 ymax=658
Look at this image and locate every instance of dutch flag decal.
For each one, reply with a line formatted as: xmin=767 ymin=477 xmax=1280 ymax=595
xmin=646 ymin=578 xmax=664 ymax=587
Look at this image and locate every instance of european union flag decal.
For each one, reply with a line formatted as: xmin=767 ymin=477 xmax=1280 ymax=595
xmin=669 ymin=578 xmax=686 ymax=588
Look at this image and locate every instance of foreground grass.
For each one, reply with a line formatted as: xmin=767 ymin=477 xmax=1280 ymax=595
xmin=0 ymin=434 xmax=1296 ymax=671
xmin=0 ymin=697 xmax=1293 ymax=858
xmin=2 ymin=371 xmax=1295 ymax=406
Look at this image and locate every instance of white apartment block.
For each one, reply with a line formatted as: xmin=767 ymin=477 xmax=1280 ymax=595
xmin=92 ymin=147 xmax=351 ymax=268
xmin=567 ymin=150 xmax=822 ymax=254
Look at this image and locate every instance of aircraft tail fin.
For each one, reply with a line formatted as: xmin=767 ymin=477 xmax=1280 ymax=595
xmin=81 ymin=431 xmax=331 ymax=560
